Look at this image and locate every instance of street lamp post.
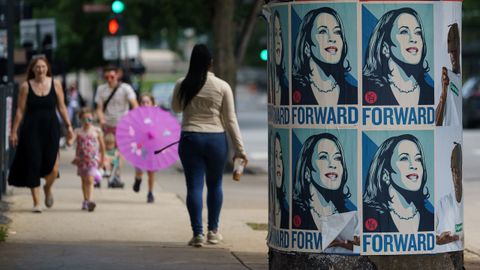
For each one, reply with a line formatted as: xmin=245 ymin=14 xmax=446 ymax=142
xmin=265 ymin=1 xmax=464 ymax=269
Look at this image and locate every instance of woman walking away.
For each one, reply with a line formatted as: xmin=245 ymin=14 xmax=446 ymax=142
xmin=69 ymin=107 xmax=105 ymax=212
xmin=172 ymin=44 xmax=248 ymax=247
xmin=9 ymin=55 xmax=73 ymax=213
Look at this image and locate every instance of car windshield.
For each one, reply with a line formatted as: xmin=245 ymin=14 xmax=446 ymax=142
xmin=151 ymin=82 xmax=176 ymax=109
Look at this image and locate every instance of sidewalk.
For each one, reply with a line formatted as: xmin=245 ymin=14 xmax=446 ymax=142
xmin=0 ymin=148 xmax=268 ymax=270
xmin=2 ymin=146 xmax=480 ymax=269
xmin=463 ymin=179 xmax=480 ymax=269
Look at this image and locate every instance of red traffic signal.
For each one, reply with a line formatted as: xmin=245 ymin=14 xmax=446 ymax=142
xmin=108 ymin=18 xmax=119 ymax=35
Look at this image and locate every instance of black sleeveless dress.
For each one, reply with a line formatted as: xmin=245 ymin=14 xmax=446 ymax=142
xmin=8 ymin=79 xmax=60 ymax=188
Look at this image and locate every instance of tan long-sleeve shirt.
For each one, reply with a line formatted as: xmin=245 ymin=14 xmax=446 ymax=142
xmin=171 ymin=72 xmax=246 ymax=156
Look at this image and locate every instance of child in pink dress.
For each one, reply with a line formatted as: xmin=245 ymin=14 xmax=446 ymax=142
xmin=69 ymin=108 xmax=105 ymax=211
xmin=132 ymin=94 xmax=158 ymax=203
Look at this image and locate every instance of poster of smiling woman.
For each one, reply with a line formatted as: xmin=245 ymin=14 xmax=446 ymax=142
xmin=362 ymin=4 xmax=434 ymax=107
xmin=267 ymin=127 xmax=291 ymax=250
xmin=291 ymin=128 xmax=359 ymax=254
xmin=269 ymin=128 xmax=290 ymax=230
xmin=291 ymin=2 xmax=358 ymax=106
xmin=362 ymin=130 xmax=435 ymax=255
xmin=269 ymin=5 xmax=290 ymax=106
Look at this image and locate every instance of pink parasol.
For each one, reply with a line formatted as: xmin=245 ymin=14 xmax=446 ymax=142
xmin=116 ymin=107 xmax=180 ymax=171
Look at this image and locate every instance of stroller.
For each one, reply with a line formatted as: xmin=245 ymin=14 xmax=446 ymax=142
xmin=97 ymin=149 xmax=124 ymax=188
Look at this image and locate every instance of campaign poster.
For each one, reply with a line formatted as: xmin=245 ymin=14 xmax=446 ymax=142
xmin=291 ymin=2 xmax=358 ymax=107
xmin=270 ymin=5 xmax=290 ymax=106
xmin=434 ymin=2 xmax=462 ymax=127
xmin=362 ymin=3 xmax=434 ymax=107
xmin=266 ymin=0 xmax=462 ymax=257
xmin=268 ymin=127 xmax=291 ymax=250
xmin=362 ymin=130 xmax=435 ymax=255
xmin=291 ymin=128 xmax=359 ymax=254
xmin=435 ymin=127 xmax=463 ymax=253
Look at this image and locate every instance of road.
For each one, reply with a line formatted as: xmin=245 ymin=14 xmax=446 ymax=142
xmin=462 ymin=130 xmax=480 ymax=266
xmin=463 ymin=130 xmax=480 ymax=182
xmin=236 ymin=84 xmax=269 ymax=173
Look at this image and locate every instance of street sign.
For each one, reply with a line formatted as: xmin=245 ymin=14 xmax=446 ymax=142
xmin=102 ymin=35 xmax=139 ymax=60
xmin=102 ymin=37 xmax=120 ymax=61
xmin=19 ymin=18 xmax=57 ymax=50
xmin=82 ymin=4 xmax=110 ymax=13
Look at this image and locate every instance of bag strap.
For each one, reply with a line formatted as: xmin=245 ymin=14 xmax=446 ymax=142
xmin=102 ymin=84 xmax=121 ymax=112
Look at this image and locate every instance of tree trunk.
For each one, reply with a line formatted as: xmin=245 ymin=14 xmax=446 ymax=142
xmin=213 ymin=0 xmax=236 ymax=92
xmin=236 ymin=0 xmax=264 ymax=66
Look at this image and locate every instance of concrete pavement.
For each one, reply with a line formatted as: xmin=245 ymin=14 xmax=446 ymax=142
xmin=0 ymin=242 xmax=259 ymax=270
xmin=0 ymin=147 xmax=268 ymax=269
xmin=2 ymin=145 xmax=480 ymax=269
xmin=463 ymin=178 xmax=480 ymax=269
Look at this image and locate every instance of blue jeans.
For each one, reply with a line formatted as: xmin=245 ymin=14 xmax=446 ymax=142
xmin=178 ymin=132 xmax=228 ymax=236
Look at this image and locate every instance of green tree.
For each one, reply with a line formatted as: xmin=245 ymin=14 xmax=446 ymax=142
xmin=23 ymin=0 xmax=264 ymax=75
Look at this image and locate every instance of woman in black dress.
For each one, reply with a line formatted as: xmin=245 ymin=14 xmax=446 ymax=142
xmin=9 ymin=55 xmax=73 ymax=213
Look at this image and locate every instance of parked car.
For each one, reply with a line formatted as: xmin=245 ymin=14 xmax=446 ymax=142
xmin=151 ymin=82 xmax=176 ymax=110
xmin=150 ymin=82 xmax=182 ymax=122
xmin=463 ymin=76 xmax=480 ymax=128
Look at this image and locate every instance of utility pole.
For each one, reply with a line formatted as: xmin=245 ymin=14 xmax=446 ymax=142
xmin=265 ymin=1 xmax=464 ymax=269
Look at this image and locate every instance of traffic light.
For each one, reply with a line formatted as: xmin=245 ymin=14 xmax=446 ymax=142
xmin=107 ymin=1 xmax=124 ymax=36
xmin=111 ymin=0 xmax=125 ymax=14
xmin=108 ymin=18 xmax=120 ymax=35
xmin=260 ymin=49 xmax=268 ymax=61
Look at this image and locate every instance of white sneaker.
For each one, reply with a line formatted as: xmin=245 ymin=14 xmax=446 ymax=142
xmin=207 ymin=230 xmax=223 ymax=244
xmin=32 ymin=205 xmax=42 ymax=213
xmin=188 ymin=234 xmax=205 ymax=247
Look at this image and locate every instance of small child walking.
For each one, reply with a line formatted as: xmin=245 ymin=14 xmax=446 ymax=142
xmin=102 ymin=133 xmax=123 ymax=188
xmin=69 ymin=107 xmax=105 ymax=212
xmin=133 ymin=93 xmax=158 ymax=203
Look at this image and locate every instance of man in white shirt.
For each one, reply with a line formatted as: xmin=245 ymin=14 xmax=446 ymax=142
xmin=436 ymin=142 xmax=463 ymax=252
xmin=436 ymin=23 xmax=461 ymax=126
xmin=95 ymin=66 xmax=138 ymax=188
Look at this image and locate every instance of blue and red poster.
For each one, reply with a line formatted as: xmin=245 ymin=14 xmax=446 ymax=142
xmin=265 ymin=0 xmax=462 ymax=255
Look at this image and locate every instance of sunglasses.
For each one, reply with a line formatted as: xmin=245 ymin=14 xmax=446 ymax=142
xmin=104 ymin=74 xmax=116 ymax=80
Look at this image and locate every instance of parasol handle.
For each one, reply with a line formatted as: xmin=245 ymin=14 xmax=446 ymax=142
xmin=154 ymin=141 xmax=179 ymax=154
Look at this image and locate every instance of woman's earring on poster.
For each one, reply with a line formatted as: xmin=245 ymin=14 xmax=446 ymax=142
xmin=305 ymin=44 xmax=311 ymax=58
xmin=382 ymin=45 xmax=390 ymax=59
xmin=383 ymin=170 xmax=390 ymax=186
xmin=305 ymin=168 xmax=311 ymax=182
